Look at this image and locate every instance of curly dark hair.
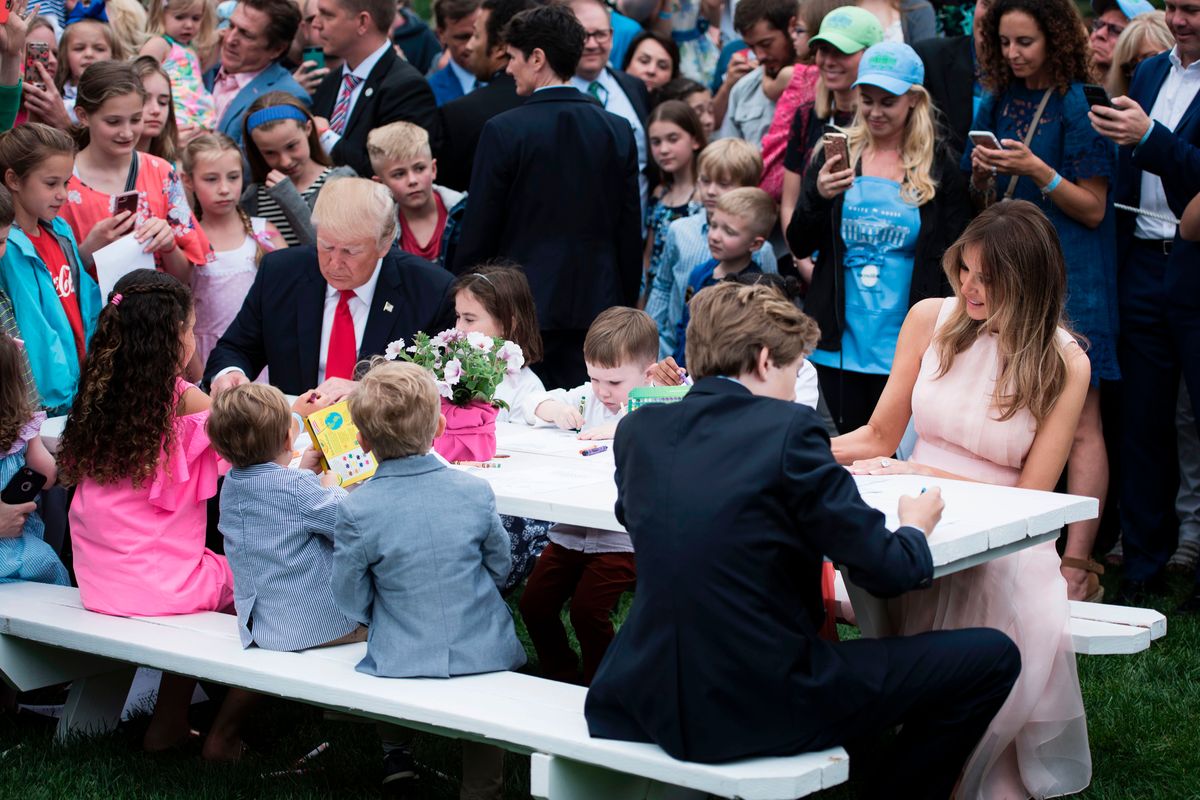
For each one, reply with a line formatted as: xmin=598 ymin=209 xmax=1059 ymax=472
xmin=57 ymin=270 xmax=193 ymax=488
xmin=977 ymin=0 xmax=1092 ymax=95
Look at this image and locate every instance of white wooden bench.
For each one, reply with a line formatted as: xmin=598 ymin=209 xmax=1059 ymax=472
xmin=830 ymin=574 xmax=1167 ymax=656
xmin=0 ymin=583 xmax=848 ymax=800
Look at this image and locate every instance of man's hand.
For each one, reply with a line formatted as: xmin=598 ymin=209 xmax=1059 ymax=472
xmin=1089 ymin=95 xmax=1153 ymax=147
xmin=313 ymin=377 xmax=359 ymax=403
xmin=0 ymin=501 xmax=36 ymax=539
xmin=292 ymin=60 xmax=330 ymax=94
xmin=897 ymin=487 xmax=944 ymax=537
xmin=211 ymin=370 xmax=249 ymax=396
xmin=723 ymin=51 xmax=754 ymax=89
xmin=536 ymin=399 xmax=585 ymax=430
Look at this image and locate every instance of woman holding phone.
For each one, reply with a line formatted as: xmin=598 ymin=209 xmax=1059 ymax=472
xmin=786 ymin=41 xmax=968 ymax=433
xmin=964 ymin=0 xmax=1118 ymax=603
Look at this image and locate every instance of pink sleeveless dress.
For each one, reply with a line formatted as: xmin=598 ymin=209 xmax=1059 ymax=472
xmin=69 ymin=378 xmax=234 ymax=617
xmin=894 ymin=297 xmax=1091 ymax=799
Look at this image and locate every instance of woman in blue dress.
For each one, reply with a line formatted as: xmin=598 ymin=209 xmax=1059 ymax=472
xmin=963 ymin=0 xmax=1118 ymax=602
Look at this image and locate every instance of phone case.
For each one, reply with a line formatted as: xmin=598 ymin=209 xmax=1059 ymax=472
xmin=1 ymin=468 xmax=47 ymax=505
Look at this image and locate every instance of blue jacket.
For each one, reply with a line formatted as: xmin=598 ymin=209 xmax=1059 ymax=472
xmin=0 ymin=218 xmax=100 ymax=413
xmin=428 ymin=63 xmax=467 ymax=107
xmin=331 ymin=454 xmax=526 ymax=678
xmin=204 ymin=62 xmax=312 ymax=148
xmin=1116 ymin=50 xmax=1200 ymax=306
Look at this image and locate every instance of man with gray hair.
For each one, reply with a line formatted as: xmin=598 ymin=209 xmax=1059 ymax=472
xmin=205 ymin=178 xmax=455 ymax=397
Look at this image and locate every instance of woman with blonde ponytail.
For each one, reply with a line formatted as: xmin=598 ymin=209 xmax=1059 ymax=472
xmin=830 ymin=200 xmax=1093 ymax=800
xmin=179 ymin=133 xmax=287 ymax=369
xmin=786 ymin=40 xmax=969 ymax=433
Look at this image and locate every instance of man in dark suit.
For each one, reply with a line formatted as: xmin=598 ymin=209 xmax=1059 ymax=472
xmin=205 ymin=179 xmax=454 ymax=397
xmin=1091 ymin=11 xmax=1200 ymax=610
xmin=310 ymin=0 xmax=440 ymax=177
xmin=585 ymin=283 xmax=1020 ymax=799
xmin=913 ymin=0 xmax=987 ymax=157
xmin=436 ymin=0 xmax=544 ymax=192
xmin=452 ymin=4 xmax=642 ymax=389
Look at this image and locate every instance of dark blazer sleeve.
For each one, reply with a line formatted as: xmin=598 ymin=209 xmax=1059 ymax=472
xmin=613 ymin=68 xmax=650 ymax=124
xmin=1132 ymin=118 xmax=1200 ymax=216
xmin=934 ymin=149 xmax=971 ymax=253
xmin=330 ymin=62 xmax=441 ymax=176
xmin=452 ymin=119 xmax=511 ymax=273
xmin=616 ymin=120 xmax=644 ymax=306
xmin=203 ymin=258 xmax=270 ymax=385
xmin=781 ymin=410 xmax=934 ymax=597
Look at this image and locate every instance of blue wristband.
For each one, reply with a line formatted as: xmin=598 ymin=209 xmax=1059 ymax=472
xmin=1040 ymin=172 xmax=1063 ymax=195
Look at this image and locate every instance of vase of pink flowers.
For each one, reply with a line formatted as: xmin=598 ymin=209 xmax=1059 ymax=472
xmin=385 ymin=329 xmax=525 ymax=462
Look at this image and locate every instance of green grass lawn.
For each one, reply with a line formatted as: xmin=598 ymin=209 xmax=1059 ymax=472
xmin=1 ymin=573 xmax=1196 ymax=799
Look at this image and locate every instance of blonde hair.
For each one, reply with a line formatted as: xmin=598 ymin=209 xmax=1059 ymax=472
xmin=937 ymin=201 xmax=1073 ymax=423
xmin=350 ymin=361 xmax=441 ymax=460
xmin=714 ymin=187 xmax=777 ymax=239
xmin=147 ymin=0 xmax=219 ymax=61
xmin=367 ymin=121 xmax=434 ymax=174
xmin=181 ymin=132 xmax=267 ymax=264
xmin=311 ymin=176 xmax=399 ymax=248
xmin=583 ymin=307 xmax=658 ymax=369
xmin=56 ymin=19 xmax=124 ymax=90
xmin=697 ymin=138 xmax=763 ymax=187
xmin=105 ymin=0 xmax=150 ymax=62
xmin=832 ymin=85 xmax=938 ymax=205
xmin=686 ymin=282 xmax=819 ymax=380
xmin=1105 ymin=11 xmax=1173 ymax=97
xmin=207 ymin=383 xmax=292 ymax=468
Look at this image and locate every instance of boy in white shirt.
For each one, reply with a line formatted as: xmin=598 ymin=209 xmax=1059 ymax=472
xmin=519 ymin=306 xmax=658 ymax=685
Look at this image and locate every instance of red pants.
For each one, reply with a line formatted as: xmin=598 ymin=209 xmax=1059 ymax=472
xmin=518 ymin=543 xmax=636 ymax=685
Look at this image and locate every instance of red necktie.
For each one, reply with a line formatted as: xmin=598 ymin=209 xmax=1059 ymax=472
xmin=325 ymin=290 xmax=357 ymax=380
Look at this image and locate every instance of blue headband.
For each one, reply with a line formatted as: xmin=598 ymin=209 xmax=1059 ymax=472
xmin=246 ymin=105 xmax=310 ymax=132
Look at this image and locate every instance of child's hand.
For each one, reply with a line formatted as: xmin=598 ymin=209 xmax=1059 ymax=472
xmin=80 ymin=211 xmax=136 ymax=257
xmin=0 ymin=501 xmax=36 ymax=539
xmin=536 ymin=400 xmax=585 ymax=430
xmin=292 ymin=390 xmax=328 ymax=417
xmin=645 ymin=356 xmax=685 ymax=386
xmin=265 ymin=169 xmax=291 ymax=189
xmin=578 ymin=422 xmax=618 ymax=441
xmin=319 ymin=470 xmax=341 ymax=488
xmin=135 ymin=217 xmax=177 ymax=254
xmin=299 ymin=447 xmax=324 ymax=474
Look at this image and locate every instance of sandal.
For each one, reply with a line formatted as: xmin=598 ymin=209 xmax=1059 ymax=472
xmin=1061 ymin=557 xmax=1105 ymax=603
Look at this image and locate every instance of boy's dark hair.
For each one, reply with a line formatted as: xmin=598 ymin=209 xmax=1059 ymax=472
xmin=733 ymin=0 xmax=797 ymax=35
xmin=435 ymin=0 xmax=481 ymax=28
xmin=481 ymin=0 xmax=544 ymax=50
xmin=240 ymin=0 xmax=303 ymax=51
xmin=503 ymin=4 xmax=585 ymax=80
xmin=0 ymin=185 xmax=13 ymax=227
xmin=452 ymin=262 xmax=544 ymax=365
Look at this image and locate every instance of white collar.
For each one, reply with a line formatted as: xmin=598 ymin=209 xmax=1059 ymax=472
xmin=325 ymin=259 xmax=384 ymax=304
xmin=343 ymin=40 xmax=392 ymax=80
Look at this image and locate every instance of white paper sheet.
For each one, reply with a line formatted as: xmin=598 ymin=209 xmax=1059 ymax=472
xmin=93 ymin=234 xmax=155 ymax=298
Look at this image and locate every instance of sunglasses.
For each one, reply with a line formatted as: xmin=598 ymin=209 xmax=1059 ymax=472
xmin=1091 ymin=18 xmax=1127 ymax=37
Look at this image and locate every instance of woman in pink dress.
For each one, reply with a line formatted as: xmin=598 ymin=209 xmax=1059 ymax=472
xmin=832 ymin=200 xmax=1093 ymax=799
xmin=56 ymin=269 xmax=250 ymax=762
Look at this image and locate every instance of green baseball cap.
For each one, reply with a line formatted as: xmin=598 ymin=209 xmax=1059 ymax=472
xmin=809 ymin=7 xmax=885 ymax=55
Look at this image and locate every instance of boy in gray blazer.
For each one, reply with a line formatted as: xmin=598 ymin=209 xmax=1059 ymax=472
xmin=333 ymin=360 xmax=525 ymax=797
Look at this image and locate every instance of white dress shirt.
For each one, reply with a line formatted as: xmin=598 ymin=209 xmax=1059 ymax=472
xmin=319 ymin=40 xmax=392 ymax=152
xmin=570 ymin=69 xmax=648 ymax=208
xmin=1136 ymin=47 xmax=1200 ymax=240
xmin=317 ymin=260 xmax=383 ymax=384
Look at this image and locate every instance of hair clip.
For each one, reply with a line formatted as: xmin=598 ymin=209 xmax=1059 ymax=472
xmin=110 ymin=293 xmax=123 ymax=306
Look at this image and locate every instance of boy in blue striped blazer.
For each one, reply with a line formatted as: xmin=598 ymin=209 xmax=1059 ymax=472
xmin=209 ymin=384 xmax=364 ymax=652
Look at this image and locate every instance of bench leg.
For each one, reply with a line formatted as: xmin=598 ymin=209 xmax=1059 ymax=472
xmin=837 ymin=566 xmax=894 ymax=638
xmin=56 ymin=667 xmax=136 ymax=743
xmin=0 ymin=634 xmax=123 ymax=693
xmin=530 ymin=753 xmax=708 ymax=800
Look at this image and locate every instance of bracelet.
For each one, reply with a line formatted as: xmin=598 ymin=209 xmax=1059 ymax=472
xmin=1040 ymin=171 xmax=1063 ymax=195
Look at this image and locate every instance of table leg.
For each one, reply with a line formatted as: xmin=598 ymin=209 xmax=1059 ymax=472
xmin=530 ymin=753 xmax=707 ymax=800
xmin=838 ymin=566 xmax=894 ymax=638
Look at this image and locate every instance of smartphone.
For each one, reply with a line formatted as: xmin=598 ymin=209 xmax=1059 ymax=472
xmin=1082 ymin=83 xmax=1112 ymax=109
xmin=823 ymin=131 xmax=849 ymax=169
xmin=112 ymin=190 xmax=139 ymax=217
xmin=1 ymin=467 xmax=47 ymax=505
xmin=968 ymin=130 xmax=1004 ymax=150
xmin=0 ymin=0 xmax=13 ymax=26
xmin=25 ymin=42 xmax=51 ymax=90
xmin=302 ymin=46 xmax=326 ymax=70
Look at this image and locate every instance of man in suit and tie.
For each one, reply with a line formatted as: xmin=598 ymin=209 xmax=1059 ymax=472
xmin=205 ymin=178 xmax=455 ymax=398
xmin=428 ymin=0 xmax=482 ymax=106
xmin=1090 ymin=0 xmax=1200 ymax=609
xmin=310 ymin=0 xmax=441 ymax=177
xmin=207 ymin=0 xmax=312 ymax=148
xmin=435 ymin=0 xmax=543 ymax=192
xmin=568 ymin=0 xmax=650 ymax=204
xmin=452 ymin=3 xmax=642 ymax=390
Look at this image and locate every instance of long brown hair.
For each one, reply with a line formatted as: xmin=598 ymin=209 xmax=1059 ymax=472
xmin=131 ymin=56 xmax=180 ymax=163
xmin=71 ymin=61 xmax=147 ymax=151
xmin=242 ymin=92 xmax=332 ymax=184
xmin=936 ymin=201 xmax=1073 ymax=423
xmin=0 ymin=335 xmax=35 ymax=454
xmin=452 ymin=263 xmax=544 ymax=366
xmin=57 ymin=270 xmax=194 ymax=488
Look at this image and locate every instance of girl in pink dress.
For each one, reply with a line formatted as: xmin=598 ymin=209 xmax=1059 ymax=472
xmin=179 ymin=133 xmax=286 ymax=367
xmin=57 ymin=269 xmax=251 ymax=761
xmin=832 ymin=201 xmax=1093 ymax=799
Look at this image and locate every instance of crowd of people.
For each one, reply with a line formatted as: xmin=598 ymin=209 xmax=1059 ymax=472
xmin=0 ymin=0 xmax=1198 ymax=797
